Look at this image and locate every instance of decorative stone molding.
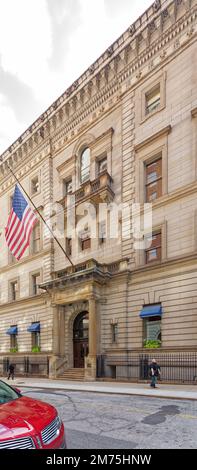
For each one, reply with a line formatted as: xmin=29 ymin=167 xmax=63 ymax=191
xmin=134 ymin=125 xmax=172 ymax=151
xmin=153 ymin=0 xmax=161 ymax=11
xmin=0 ymin=0 xmax=196 ymax=179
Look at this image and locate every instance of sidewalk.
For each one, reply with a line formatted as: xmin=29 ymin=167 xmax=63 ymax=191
xmin=2 ymin=376 xmax=197 ymax=400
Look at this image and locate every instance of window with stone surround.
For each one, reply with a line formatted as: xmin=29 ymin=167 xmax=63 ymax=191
xmin=31 ymin=175 xmax=40 ymax=195
xmin=63 ymin=178 xmax=72 ymax=196
xmin=9 ymin=279 xmax=19 ymax=301
xmin=111 ymin=323 xmax=118 ymax=343
xmin=145 ymin=231 xmax=161 ymax=264
xmin=10 ymin=327 xmax=18 ymax=351
xmin=143 ymin=316 xmax=161 ymax=344
xmin=80 ymin=147 xmax=90 ymax=184
xmin=140 ymin=73 xmax=166 ymax=122
xmin=81 ymin=237 xmax=91 ymax=251
xmin=145 ymin=155 xmax=162 ymax=202
xmin=145 ymin=84 xmax=160 ymax=115
xmin=98 ymin=156 xmax=107 ymax=174
xmin=32 ymin=325 xmax=40 ymax=349
xmin=98 ymin=220 xmax=107 ymax=245
xmin=31 ymin=272 xmax=41 ymax=296
xmin=32 ymin=222 xmax=40 ymax=254
xmin=135 ymin=125 xmax=171 ymax=205
xmin=79 ymin=226 xmax=91 ymax=251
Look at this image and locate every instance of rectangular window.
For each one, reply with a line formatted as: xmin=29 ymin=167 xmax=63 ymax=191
xmin=81 ymin=238 xmax=91 ymax=250
xmin=98 ymin=157 xmax=107 ymax=174
xmin=32 ymin=273 xmax=40 ymax=295
xmin=144 ymin=316 xmax=161 ymax=344
xmin=10 ymin=328 xmax=18 ymax=351
xmin=145 ymin=85 xmax=160 ymax=115
xmin=145 ymin=231 xmax=161 ymax=264
xmin=63 ymin=179 xmax=72 ymax=196
xmin=111 ymin=323 xmax=118 ymax=343
xmin=31 ymin=176 xmax=39 ymax=195
xmin=66 ymin=237 xmax=72 ymax=256
xmin=10 ymin=281 xmax=19 ymax=301
xmin=145 ymin=157 xmax=162 ymax=202
xmin=31 ymin=323 xmax=40 ymax=351
xmin=99 ymin=220 xmax=106 ymax=244
xmin=32 ymin=223 xmax=40 ymax=254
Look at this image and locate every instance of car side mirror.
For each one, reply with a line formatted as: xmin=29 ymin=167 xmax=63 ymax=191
xmin=13 ymin=387 xmax=21 ymax=394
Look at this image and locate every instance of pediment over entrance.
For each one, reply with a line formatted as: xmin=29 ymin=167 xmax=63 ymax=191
xmin=51 ymin=281 xmax=98 ymax=305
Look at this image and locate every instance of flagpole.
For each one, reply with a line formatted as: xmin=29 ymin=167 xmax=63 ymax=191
xmin=0 ymin=156 xmax=74 ymax=267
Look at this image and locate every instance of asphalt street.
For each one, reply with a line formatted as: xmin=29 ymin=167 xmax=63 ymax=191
xmin=22 ymin=387 xmax=197 ymax=449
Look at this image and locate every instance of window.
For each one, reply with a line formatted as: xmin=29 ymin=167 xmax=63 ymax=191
xmin=66 ymin=237 xmax=72 ymax=256
xmin=111 ymin=323 xmax=118 ymax=343
xmin=10 ymin=280 xmax=19 ymax=301
xmin=81 ymin=238 xmax=91 ymax=251
xmin=32 ymin=222 xmax=40 ymax=254
xmin=32 ymin=273 xmax=40 ymax=295
xmin=145 ymin=85 xmax=160 ymax=115
xmin=144 ymin=316 xmax=161 ymax=343
xmin=63 ymin=179 xmax=72 ymax=196
xmin=10 ymin=328 xmax=18 ymax=351
xmin=32 ymin=330 xmax=40 ymax=349
xmin=80 ymin=227 xmax=91 ymax=251
xmin=145 ymin=231 xmax=161 ymax=264
xmin=98 ymin=157 xmax=107 ymax=174
xmin=99 ymin=220 xmax=106 ymax=244
xmin=145 ymin=157 xmax=162 ymax=202
xmin=27 ymin=322 xmax=40 ymax=351
xmin=31 ymin=176 xmax=39 ymax=195
xmin=80 ymin=148 xmax=90 ymax=183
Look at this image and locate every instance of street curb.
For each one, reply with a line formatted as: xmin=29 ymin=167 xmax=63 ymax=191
xmin=15 ymin=383 xmax=197 ymax=401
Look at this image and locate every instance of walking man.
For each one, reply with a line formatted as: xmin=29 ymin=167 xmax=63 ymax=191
xmin=149 ymin=358 xmax=161 ymax=388
xmin=7 ymin=363 xmax=15 ymax=380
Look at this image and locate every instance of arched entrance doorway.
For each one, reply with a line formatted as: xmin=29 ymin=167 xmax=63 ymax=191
xmin=73 ymin=311 xmax=89 ymax=368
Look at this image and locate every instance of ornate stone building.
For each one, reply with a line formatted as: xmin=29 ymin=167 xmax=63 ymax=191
xmin=0 ymin=0 xmax=197 ymax=381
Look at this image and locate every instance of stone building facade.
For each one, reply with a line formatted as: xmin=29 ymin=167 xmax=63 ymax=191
xmin=0 ymin=0 xmax=197 ymax=381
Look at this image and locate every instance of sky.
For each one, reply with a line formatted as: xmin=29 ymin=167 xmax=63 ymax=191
xmin=0 ymin=0 xmax=153 ymax=155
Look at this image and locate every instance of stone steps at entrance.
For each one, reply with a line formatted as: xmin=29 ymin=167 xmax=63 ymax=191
xmin=58 ymin=368 xmax=85 ymax=381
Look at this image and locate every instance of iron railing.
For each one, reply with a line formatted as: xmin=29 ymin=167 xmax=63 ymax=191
xmin=97 ymin=352 xmax=197 ymax=384
xmin=0 ymin=356 xmax=49 ymax=377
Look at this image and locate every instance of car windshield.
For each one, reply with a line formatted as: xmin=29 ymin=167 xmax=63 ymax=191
xmin=0 ymin=380 xmax=20 ymax=405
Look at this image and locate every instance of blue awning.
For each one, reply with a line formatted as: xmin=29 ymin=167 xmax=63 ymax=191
xmin=6 ymin=326 xmax=17 ymax=335
xmin=140 ymin=305 xmax=162 ymax=318
xmin=27 ymin=322 xmax=40 ymax=332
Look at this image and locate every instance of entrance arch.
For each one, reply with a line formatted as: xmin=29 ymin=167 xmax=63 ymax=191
xmin=73 ymin=311 xmax=89 ymax=368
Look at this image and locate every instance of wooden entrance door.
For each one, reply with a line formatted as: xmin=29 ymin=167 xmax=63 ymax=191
xmin=73 ymin=312 xmax=89 ymax=368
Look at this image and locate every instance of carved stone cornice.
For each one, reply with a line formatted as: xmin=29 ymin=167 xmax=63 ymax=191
xmin=134 ymin=125 xmax=172 ymax=151
xmin=0 ymin=0 xmax=196 ymax=178
xmin=0 ymin=140 xmax=51 ymax=195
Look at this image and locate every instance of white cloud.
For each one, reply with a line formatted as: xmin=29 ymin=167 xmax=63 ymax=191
xmin=0 ymin=0 xmax=52 ymax=101
xmin=0 ymin=0 xmax=153 ymax=154
xmin=0 ymin=94 xmax=26 ymax=150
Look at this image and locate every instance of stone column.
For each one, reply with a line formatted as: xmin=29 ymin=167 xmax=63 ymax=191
xmin=85 ymin=297 xmax=97 ymax=380
xmin=49 ymin=305 xmax=66 ymax=378
xmin=49 ymin=305 xmax=59 ymax=378
xmin=59 ymin=306 xmax=65 ymax=357
xmin=52 ymin=305 xmax=60 ymax=356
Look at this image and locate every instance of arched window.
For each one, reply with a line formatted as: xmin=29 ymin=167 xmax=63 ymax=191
xmin=80 ymin=147 xmax=90 ymax=183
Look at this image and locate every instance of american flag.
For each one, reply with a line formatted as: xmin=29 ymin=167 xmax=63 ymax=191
xmin=5 ymin=185 xmax=38 ymax=260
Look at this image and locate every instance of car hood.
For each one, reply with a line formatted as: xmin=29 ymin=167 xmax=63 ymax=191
xmin=0 ymin=397 xmax=56 ymax=440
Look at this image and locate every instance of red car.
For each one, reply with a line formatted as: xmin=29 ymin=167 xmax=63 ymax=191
xmin=0 ymin=379 xmax=66 ymax=449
